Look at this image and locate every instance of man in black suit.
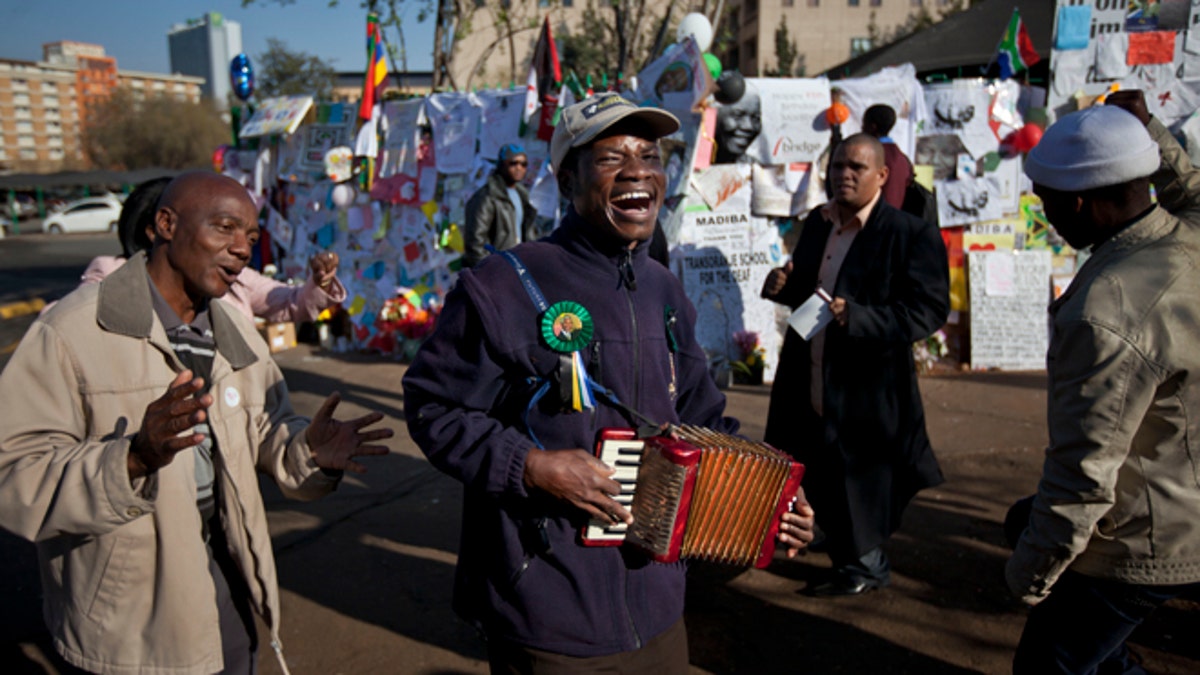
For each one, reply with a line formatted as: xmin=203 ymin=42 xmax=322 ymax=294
xmin=761 ymin=133 xmax=949 ymax=596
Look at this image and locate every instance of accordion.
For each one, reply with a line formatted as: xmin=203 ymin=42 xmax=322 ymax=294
xmin=581 ymin=426 xmax=805 ymax=569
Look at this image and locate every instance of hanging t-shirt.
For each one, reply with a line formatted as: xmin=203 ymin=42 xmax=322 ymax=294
xmin=426 ymin=92 xmax=481 ymax=175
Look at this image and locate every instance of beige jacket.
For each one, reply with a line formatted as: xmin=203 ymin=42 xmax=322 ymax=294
xmin=0 ymin=253 xmax=338 ymax=674
xmin=1007 ymin=119 xmax=1200 ymax=603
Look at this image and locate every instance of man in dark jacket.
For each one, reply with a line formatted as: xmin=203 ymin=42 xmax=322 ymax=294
xmin=462 ymin=143 xmax=539 ymax=268
xmin=762 ymin=133 xmax=948 ymax=597
xmin=403 ymin=93 xmax=814 ymax=673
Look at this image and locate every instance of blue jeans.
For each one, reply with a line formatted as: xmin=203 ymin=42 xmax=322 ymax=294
xmin=1013 ymin=570 xmax=1195 ymax=674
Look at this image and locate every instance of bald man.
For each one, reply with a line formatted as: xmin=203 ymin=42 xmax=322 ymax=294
xmin=0 ymin=172 xmax=392 ymax=674
xmin=761 ymin=134 xmax=949 ymax=597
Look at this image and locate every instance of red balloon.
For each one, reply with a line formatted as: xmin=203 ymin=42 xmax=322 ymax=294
xmin=1016 ymin=123 xmax=1043 ymax=151
xmin=826 ymin=102 xmax=851 ymax=126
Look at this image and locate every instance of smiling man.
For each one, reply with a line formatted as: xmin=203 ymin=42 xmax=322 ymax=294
xmin=403 ymin=93 xmax=814 ymax=673
xmin=0 ymin=172 xmax=392 ymax=675
xmin=761 ymin=133 xmax=948 ymax=597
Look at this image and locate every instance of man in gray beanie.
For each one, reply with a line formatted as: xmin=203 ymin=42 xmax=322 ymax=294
xmin=1007 ymin=90 xmax=1200 ymax=673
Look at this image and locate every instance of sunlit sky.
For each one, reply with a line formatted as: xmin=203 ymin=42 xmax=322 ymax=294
xmin=0 ymin=0 xmax=435 ymax=74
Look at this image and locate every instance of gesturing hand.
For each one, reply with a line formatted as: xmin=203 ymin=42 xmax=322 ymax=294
xmin=129 ymin=370 xmax=213 ymax=480
xmin=1105 ymin=89 xmax=1150 ymax=127
xmin=524 ymin=448 xmax=632 ymax=526
xmin=761 ymin=260 xmax=793 ymax=300
xmin=305 ymin=392 xmax=393 ymax=473
xmin=309 ymin=251 xmax=340 ymax=291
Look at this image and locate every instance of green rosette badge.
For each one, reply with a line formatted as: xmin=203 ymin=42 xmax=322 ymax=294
xmin=541 ymin=301 xmax=594 ymax=353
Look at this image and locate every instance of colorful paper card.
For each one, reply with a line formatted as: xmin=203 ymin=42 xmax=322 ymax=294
xmin=1127 ymin=31 xmax=1176 ymax=65
xmin=1055 ymin=5 xmax=1092 ymax=51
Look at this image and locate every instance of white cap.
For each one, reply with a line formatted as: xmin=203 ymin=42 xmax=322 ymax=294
xmin=1024 ymin=106 xmax=1159 ymax=192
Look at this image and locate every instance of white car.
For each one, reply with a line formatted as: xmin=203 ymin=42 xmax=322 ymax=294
xmin=43 ymin=195 xmax=123 ymax=235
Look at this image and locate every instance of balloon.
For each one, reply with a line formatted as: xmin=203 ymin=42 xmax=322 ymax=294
xmin=230 ymin=53 xmax=254 ymax=102
xmin=826 ymin=102 xmax=851 ymax=126
xmin=330 ymin=183 xmax=356 ymax=210
xmin=703 ymin=53 xmax=722 ymax=81
xmin=1015 ymin=123 xmax=1043 ymax=152
xmin=714 ymin=70 xmax=745 ymax=105
xmin=1001 ymin=124 xmax=1044 ymax=155
xmin=676 ymin=12 xmax=714 ymax=52
xmin=212 ymin=144 xmax=229 ymax=172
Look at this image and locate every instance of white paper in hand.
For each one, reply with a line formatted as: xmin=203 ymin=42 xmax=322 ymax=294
xmin=787 ymin=291 xmax=834 ymax=341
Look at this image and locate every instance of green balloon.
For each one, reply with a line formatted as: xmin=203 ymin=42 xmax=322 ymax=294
xmin=982 ymin=152 xmax=1002 ymax=173
xmin=703 ymin=52 xmax=722 ymax=81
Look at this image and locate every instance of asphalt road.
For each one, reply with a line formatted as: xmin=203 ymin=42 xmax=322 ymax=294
xmin=1 ymin=235 xmax=1197 ymax=674
xmin=0 ymin=230 xmax=119 ymax=368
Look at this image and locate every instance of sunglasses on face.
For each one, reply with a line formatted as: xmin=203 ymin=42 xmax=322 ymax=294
xmin=505 ymin=159 xmax=528 ymax=167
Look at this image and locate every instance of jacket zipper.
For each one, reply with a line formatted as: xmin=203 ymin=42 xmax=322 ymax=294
xmin=617 ymin=248 xmax=642 ymax=650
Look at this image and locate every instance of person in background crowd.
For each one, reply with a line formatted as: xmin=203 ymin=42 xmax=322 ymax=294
xmin=59 ymin=176 xmax=346 ymax=323
xmin=0 ymin=172 xmax=392 ymax=674
xmin=762 ymin=133 xmax=949 ymax=597
xmin=861 ymin=104 xmax=914 ymax=210
xmin=403 ymin=93 xmax=815 ymax=674
xmin=1007 ymin=90 xmax=1200 ymax=674
xmin=462 ymin=143 xmax=539 ymax=268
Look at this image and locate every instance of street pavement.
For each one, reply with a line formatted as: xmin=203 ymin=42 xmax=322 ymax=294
xmin=1 ymin=232 xmax=1197 ymax=673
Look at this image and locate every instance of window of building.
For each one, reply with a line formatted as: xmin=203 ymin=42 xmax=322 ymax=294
xmin=563 ymin=0 xmax=572 ymax=6
xmin=20 ymin=149 xmax=37 ymax=160
xmin=744 ymin=38 xmax=758 ymax=61
xmin=807 ymin=0 xmax=820 ymax=6
xmin=16 ymin=122 xmax=33 ymax=134
xmin=0 ymin=149 xmax=6 ymax=161
xmin=850 ymin=36 xmax=873 ymax=56
xmin=43 ymin=95 xmax=59 ymax=107
xmin=870 ymin=0 xmax=881 ymax=5
xmin=41 ymin=81 xmax=57 ymax=93
xmin=131 ymin=80 xmax=145 ymax=88
xmin=745 ymin=0 xmax=759 ymax=19
xmin=15 ymin=107 xmax=32 ymax=119
xmin=784 ymin=0 xmax=795 ymax=6
xmin=152 ymin=82 xmax=165 ymax=90
xmin=911 ymin=0 xmax=922 ymax=5
xmin=18 ymin=134 xmax=35 ymax=147
xmin=12 ymin=78 xmax=28 ymax=90
xmin=13 ymin=93 xmax=30 ymax=106
xmin=49 ymin=148 xmax=64 ymax=160
xmin=849 ymin=0 xmax=859 ymax=5
xmin=48 ymin=135 xmax=63 ymax=147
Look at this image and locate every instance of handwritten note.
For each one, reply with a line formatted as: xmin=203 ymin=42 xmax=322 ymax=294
xmin=968 ymin=250 xmax=1051 ymax=371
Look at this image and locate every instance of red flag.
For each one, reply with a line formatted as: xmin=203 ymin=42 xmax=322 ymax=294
xmin=521 ymin=17 xmax=562 ymax=138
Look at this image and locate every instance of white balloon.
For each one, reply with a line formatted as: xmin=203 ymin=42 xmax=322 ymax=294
xmin=676 ymin=13 xmax=713 ymax=53
xmin=330 ymin=183 xmax=356 ymax=210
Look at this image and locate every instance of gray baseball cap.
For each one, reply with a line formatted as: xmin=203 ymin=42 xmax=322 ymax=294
xmin=550 ymin=93 xmax=680 ymax=172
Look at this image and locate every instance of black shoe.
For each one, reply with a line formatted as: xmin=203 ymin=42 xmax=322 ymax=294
xmin=802 ymin=575 xmax=885 ymax=597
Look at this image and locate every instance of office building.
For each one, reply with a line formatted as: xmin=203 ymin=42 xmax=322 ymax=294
xmin=168 ymin=12 xmax=243 ymax=107
xmin=0 ymin=42 xmax=203 ymax=172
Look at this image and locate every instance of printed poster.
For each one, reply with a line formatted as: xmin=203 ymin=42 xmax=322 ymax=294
xmin=744 ymin=77 xmax=831 ymax=165
xmin=675 ymin=210 xmax=787 ymax=381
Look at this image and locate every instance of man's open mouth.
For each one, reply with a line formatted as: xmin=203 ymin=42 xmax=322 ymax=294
xmin=610 ymin=191 xmax=654 ymax=213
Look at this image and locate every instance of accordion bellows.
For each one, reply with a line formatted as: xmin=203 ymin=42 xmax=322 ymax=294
xmin=583 ymin=426 xmax=805 ymax=569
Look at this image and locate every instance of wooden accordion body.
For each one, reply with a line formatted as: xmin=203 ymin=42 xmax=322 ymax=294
xmin=582 ymin=426 xmax=805 ymax=569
